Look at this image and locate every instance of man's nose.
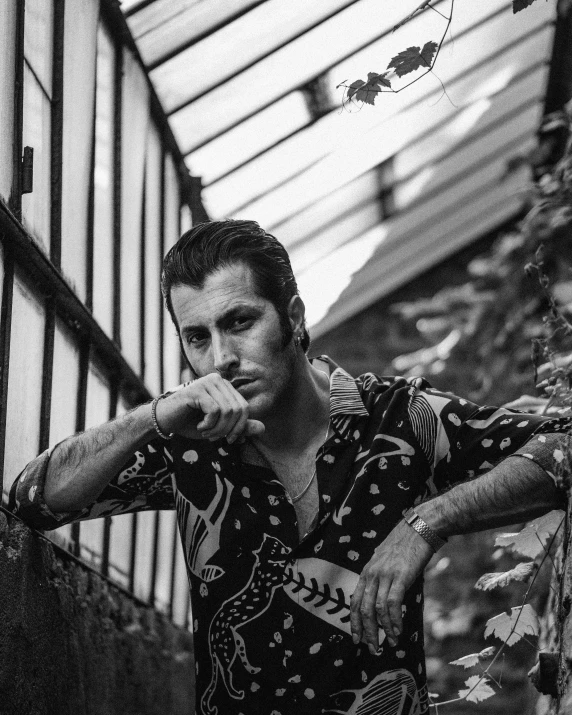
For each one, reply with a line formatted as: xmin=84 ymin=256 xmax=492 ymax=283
xmin=212 ymin=334 xmax=239 ymax=375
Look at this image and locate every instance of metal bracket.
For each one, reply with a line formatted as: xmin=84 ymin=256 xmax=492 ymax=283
xmin=21 ymin=146 xmax=34 ymax=195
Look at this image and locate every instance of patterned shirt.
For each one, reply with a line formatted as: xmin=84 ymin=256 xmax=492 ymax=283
xmin=10 ymin=357 xmax=570 ymax=715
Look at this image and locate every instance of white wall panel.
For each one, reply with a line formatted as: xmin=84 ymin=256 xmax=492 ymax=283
xmin=0 ymin=0 xmax=17 ymax=202
xmin=120 ymin=49 xmax=150 ymax=374
xmin=3 ymin=273 xmax=45 ymax=499
xmin=61 ymin=0 xmax=99 ymax=300
xmin=93 ymin=25 xmax=116 ymax=337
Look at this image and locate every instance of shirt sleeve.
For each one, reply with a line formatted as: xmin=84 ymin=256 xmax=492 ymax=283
xmin=406 ymin=377 xmax=572 ymax=493
xmin=8 ymin=439 xmax=175 ymax=531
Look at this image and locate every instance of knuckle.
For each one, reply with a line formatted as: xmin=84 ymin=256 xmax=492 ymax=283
xmin=359 ymin=605 xmax=369 ymax=617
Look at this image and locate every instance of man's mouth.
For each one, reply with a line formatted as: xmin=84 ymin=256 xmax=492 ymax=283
xmin=230 ymin=378 xmax=255 ymax=390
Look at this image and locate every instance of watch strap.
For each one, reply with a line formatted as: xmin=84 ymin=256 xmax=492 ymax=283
xmin=403 ymin=508 xmax=447 ymax=552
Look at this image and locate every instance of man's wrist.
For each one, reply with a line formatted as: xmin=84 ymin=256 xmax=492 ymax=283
xmin=403 ymin=507 xmax=447 ymax=552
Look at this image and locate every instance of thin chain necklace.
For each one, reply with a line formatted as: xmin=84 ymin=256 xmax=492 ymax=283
xmin=290 ymin=466 xmax=317 ymax=503
xmin=249 ymin=420 xmax=330 ymax=504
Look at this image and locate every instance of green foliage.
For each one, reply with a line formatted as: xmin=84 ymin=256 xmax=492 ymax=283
xmin=458 ymin=675 xmax=496 ymax=703
xmin=347 ymin=73 xmax=391 ymax=105
xmin=475 ymin=561 xmax=537 ymax=591
xmin=387 ymin=41 xmax=438 ymax=76
xmin=484 ymin=604 xmax=540 ymax=647
xmin=494 ymin=511 xmax=565 ymax=559
xmin=513 ymin=0 xmax=539 ymax=13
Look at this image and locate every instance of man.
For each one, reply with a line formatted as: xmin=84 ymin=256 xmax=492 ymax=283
xmin=10 ymin=219 xmax=570 ymax=714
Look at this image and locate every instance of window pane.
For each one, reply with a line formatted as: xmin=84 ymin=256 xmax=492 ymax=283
xmin=108 ymin=514 xmax=133 ymax=589
xmin=79 ymin=361 xmax=111 ymax=569
xmin=24 ymin=0 xmax=53 ymax=97
xmin=21 ymin=64 xmax=51 ymax=251
xmin=144 ymin=126 xmax=163 ymax=395
xmin=120 ymin=49 xmax=150 ymax=373
xmin=163 ymin=155 xmax=182 ymax=389
xmin=93 ymin=24 xmax=115 ymax=336
xmin=151 ymin=0 xmax=351 ymax=110
xmin=129 ymin=0 xmax=262 ymax=65
xmin=61 ymin=0 xmax=99 ymax=301
xmin=3 ymin=272 xmax=45 ymax=499
xmin=0 ymin=0 xmax=17 ymax=202
xmin=108 ymin=394 xmax=134 ymax=588
xmin=133 ymin=510 xmax=156 ymax=602
xmin=49 ymin=319 xmax=80 ymax=447
xmin=171 ymin=537 xmax=189 ymax=627
xmin=153 ymin=510 xmax=177 ymax=613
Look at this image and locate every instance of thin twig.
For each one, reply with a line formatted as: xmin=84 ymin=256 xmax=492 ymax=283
xmin=430 ymin=516 xmax=565 ymax=709
xmin=340 ymin=0 xmax=454 ymax=109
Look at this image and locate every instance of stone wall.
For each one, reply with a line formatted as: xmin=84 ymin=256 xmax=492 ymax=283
xmin=0 ymin=510 xmax=195 ymax=715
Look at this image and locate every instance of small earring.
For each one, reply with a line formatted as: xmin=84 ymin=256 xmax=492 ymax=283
xmin=294 ymin=336 xmax=301 ymax=347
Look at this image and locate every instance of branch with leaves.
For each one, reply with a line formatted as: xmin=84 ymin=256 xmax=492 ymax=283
xmin=338 ymin=0 xmax=545 ymax=108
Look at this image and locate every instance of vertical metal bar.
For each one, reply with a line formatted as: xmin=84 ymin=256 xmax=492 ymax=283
xmin=0 ymin=252 xmax=15 ymax=499
xmin=149 ymin=510 xmax=160 ymax=606
xmin=139 ymin=166 xmax=146 ymax=382
xmin=101 ymin=377 xmax=119 ymax=577
xmin=9 ymin=0 xmax=25 ymax=216
xmin=168 ymin=514 xmax=178 ymax=620
xmin=85 ymin=76 xmax=97 ymax=314
xmin=71 ymin=336 xmax=90 ymax=556
xmin=50 ymin=0 xmax=65 ymax=269
xmin=38 ymin=296 xmax=56 ymax=453
xmin=112 ymin=43 xmax=123 ymax=348
xmin=158 ymin=148 xmax=166 ymax=393
xmin=129 ymin=512 xmax=138 ymax=594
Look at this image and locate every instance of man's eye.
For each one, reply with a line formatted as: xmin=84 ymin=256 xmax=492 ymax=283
xmin=187 ymin=334 xmax=207 ymax=345
xmin=232 ymin=317 xmax=253 ymax=329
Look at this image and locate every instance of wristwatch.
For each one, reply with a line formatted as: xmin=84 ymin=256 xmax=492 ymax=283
xmin=403 ymin=508 xmax=447 ymax=552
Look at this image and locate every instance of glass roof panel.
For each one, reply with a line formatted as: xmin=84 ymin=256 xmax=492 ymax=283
xmin=126 ymin=0 xmax=261 ymax=64
xmin=289 ymin=202 xmax=383 ymax=276
xmin=150 ymin=0 xmax=354 ymax=110
xmin=232 ymin=64 xmax=547 ymax=228
xmin=205 ymin=24 xmax=550 ymax=220
xmin=273 ymin=171 xmax=380 ymax=249
xmin=306 ymin=182 xmax=524 ymax=335
xmin=185 ymin=92 xmax=310 ymax=184
xmin=167 ymin=0 xmax=427 ymax=146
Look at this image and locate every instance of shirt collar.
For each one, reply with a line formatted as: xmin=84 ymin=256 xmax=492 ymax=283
xmin=312 ymin=356 xmax=369 ymax=442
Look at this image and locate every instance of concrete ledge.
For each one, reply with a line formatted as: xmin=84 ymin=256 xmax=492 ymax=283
xmin=0 ymin=512 xmax=195 ymax=715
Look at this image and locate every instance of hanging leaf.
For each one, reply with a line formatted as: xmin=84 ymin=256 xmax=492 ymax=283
xmin=495 ymin=511 xmax=564 ymax=558
xmin=387 ymin=41 xmax=438 ymax=77
xmin=475 ymin=561 xmax=537 ymax=591
xmin=458 ymin=675 xmax=495 ymax=703
xmin=513 ymin=0 xmax=538 ymax=12
xmin=347 ymin=72 xmax=391 ymax=105
xmin=450 ymin=647 xmax=496 ymax=668
xmin=484 ymin=604 xmax=539 ymax=646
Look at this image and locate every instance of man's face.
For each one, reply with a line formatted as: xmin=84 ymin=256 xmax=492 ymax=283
xmin=170 ymin=262 xmax=298 ymax=420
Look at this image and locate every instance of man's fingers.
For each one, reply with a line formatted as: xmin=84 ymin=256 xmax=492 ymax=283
xmin=360 ymin=579 xmax=382 ymax=654
xmin=386 ymin=583 xmax=406 ymax=639
xmin=350 ymin=579 xmax=366 ymax=645
xmin=243 ymin=419 xmax=265 ymax=437
xmin=377 ymin=581 xmax=403 ymax=647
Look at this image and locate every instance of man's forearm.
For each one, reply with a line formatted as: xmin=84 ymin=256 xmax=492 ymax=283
xmin=416 ymin=456 xmax=566 ymax=538
xmin=44 ymin=402 xmax=156 ymax=513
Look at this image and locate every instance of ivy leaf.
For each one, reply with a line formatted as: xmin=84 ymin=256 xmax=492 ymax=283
xmin=458 ymin=675 xmax=495 ymax=703
xmin=387 ymin=41 xmax=437 ymax=77
xmin=495 ymin=511 xmax=564 ymax=558
xmin=513 ymin=0 xmax=538 ymax=13
xmin=450 ymin=647 xmax=496 ymax=669
xmin=347 ymin=72 xmax=391 ymax=105
xmin=475 ymin=561 xmax=537 ymax=591
xmin=484 ymin=604 xmax=539 ymax=647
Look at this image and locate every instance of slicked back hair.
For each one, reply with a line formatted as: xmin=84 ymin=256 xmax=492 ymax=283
xmin=161 ymin=219 xmax=310 ymax=352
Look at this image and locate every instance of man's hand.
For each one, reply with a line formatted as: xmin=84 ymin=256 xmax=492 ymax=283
xmin=155 ymin=373 xmax=265 ymax=443
xmin=350 ymin=520 xmax=434 ymax=654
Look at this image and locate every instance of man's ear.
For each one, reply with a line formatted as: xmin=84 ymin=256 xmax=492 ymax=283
xmin=287 ymin=295 xmax=306 ymax=337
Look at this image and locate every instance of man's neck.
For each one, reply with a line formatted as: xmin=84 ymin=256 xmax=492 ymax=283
xmin=254 ymin=356 xmax=330 ymax=455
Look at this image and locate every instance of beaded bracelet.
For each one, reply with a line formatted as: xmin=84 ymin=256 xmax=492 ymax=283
xmin=151 ymin=394 xmax=174 ymax=440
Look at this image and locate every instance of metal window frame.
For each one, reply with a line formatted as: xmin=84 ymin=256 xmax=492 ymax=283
xmin=0 ymin=0 xmax=194 ymax=624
